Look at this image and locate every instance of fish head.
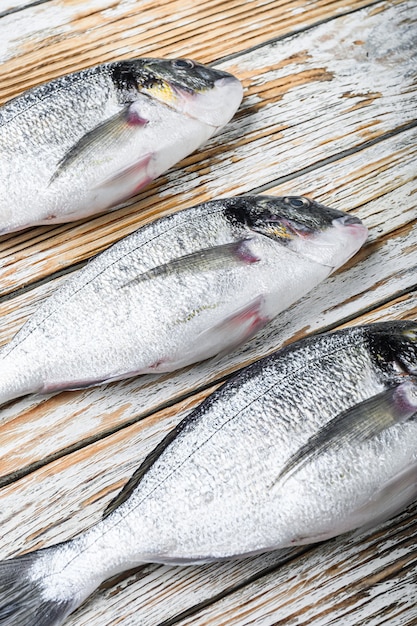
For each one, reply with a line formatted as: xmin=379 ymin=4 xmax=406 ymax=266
xmin=120 ymin=57 xmax=243 ymax=129
xmin=227 ymin=195 xmax=368 ymax=270
xmin=369 ymin=321 xmax=417 ymax=378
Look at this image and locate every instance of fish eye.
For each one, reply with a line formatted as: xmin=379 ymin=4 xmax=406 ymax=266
xmin=284 ymin=197 xmax=310 ymax=209
xmin=172 ymin=59 xmax=195 ymax=69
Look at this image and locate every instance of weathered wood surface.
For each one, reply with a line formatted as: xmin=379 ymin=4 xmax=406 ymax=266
xmin=1 ymin=0 xmax=416 ymax=293
xmin=0 ymin=0 xmax=416 ymax=625
xmin=1 ymin=125 xmax=417 ymax=483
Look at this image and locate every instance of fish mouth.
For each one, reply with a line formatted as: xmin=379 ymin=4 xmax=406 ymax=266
xmin=275 ymin=214 xmax=368 ymax=269
xmin=168 ymin=75 xmax=243 ymax=128
xmin=329 ymin=215 xmax=368 ymax=267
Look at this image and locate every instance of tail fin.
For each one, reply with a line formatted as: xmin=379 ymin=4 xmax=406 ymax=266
xmin=0 ymin=548 xmax=78 ymax=626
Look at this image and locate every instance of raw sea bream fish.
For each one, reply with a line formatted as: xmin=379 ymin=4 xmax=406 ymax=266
xmin=0 ymin=195 xmax=368 ymax=405
xmin=0 ymin=57 xmax=243 ymax=233
xmin=1 ymin=320 xmax=417 ymax=626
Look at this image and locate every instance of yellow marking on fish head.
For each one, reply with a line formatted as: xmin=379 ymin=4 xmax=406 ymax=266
xmin=145 ymin=80 xmax=177 ymax=105
xmin=403 ymin=326 xmax=417 ymax=342
xmin=269 ymin=224 xmax=293 ymax=239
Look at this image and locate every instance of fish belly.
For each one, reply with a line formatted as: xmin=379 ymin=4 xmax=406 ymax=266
xmin=0 ymin=85 xmax=215 ymax=232
xmin=109 ymin=409 xmax=417 ymax=564
xmin=0 ymin=225 xmax=334 ymax=403
xmin=37 ymin=106 xmax=216 ymax=226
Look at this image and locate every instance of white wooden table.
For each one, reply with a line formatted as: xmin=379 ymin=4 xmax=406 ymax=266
xmin=0 ymin=0 xmax=416 ymax=624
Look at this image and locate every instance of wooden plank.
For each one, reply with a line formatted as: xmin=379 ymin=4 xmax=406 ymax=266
xmin=0 ymin=0 xmax=373 ymax=99
xmin=1 ymin=121 xmax=416 ymax=347
xmin=0 ymin=300 xmax=415 ymax=626
xmin=0 ymin=1 xmax=416 ymax=623
xmin=0 ymin=123 xmax=416 ymax=482
xmin=0 ymin=0 xmax=416 ymax=293
xmin=173 ymin=508 xmax=417 ymax=626
xmin=0 ymin=0 xmax=48 ymax=15
xmin=341 ymin=292 xmax=417 ymax=326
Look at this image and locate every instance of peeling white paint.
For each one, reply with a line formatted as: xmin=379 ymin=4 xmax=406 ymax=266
xmin=0 ymin=1 xmax=416 ymax=625
xmin=0 ymin=0 xmax=117 ymax=63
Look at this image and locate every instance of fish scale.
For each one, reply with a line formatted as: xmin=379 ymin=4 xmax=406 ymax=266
xmin=104 ymin=323 xmax=416 ymax=558
xmin=1 ymin=321 xmax=417 ymax=626
xmin=0 ymin=57 xmax=243 ymax=233
xmin=0 ymin=195 xmax=368 ymax=405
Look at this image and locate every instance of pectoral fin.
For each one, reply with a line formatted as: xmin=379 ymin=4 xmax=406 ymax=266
xmin=272 ymin=380 xmax=417 ymax=489
xmin=197 ymin=295 xmax=268 ymax=358
xmin=49 ymin=105 xmax=148 ymax=184
xmin=93 ymin=153 xmax=152 ymax=194
xmin=119 ymin=238 xmax=259 ymax=289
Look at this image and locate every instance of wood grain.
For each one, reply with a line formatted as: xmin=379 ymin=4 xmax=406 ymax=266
xmin=0 ymin=301 xmax=416 ymax=625
xmin=0 ymin=0 xmax=415 ymax=294
xmin=0 ymin=1 xmax=416 ymax=625
xmin=0 ymin=122 xmax=416 ymax=482
xmin=0 ymin=0 xmax=373 ymax=100
xmin=0 ymin=0 xmax=42 ymax=15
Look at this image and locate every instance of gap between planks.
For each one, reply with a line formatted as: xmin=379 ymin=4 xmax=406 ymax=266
xmin=0 ymin=299 xmax=415 ymax=626
xmin=1 ymin=0 xmax=416 ymax=293
xmin=215 ymin=0 xmax=384 ymax=66
xmin=1 ymin=117 xmax=416 ymax=306
xmin=0 ymin=0 xmax=51 ymax=19
xmin=251 ymin=120 xmax=417 ymax=195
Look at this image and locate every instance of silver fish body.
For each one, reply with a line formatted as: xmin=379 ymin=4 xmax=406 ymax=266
xmin=0 ymin=321 xmax=416 ymax=626
xmin=0 ymin=58 xmax=242 ymax=233
xmin=0 ymin=195 xmax=367 ymax=405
